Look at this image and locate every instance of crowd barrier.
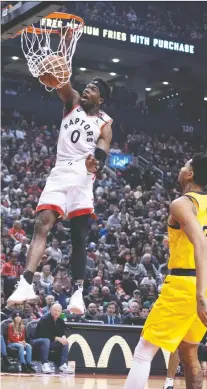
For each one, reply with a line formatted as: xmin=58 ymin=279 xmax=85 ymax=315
xmin=66 ymin=323 xmax=169 ymax=374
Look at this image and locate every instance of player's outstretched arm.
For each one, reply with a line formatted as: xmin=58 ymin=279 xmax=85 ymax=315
xmin=95 ymin=122 xmax=112 ymax=171
xmin=57 ymin=83 xmax=80 ymax=108
xmin=170 ymin=196 xmax=207 ymax=326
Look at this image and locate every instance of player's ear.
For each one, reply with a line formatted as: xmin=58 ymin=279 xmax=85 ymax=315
xmin=98 ymin=97 xmax=104 ymax=105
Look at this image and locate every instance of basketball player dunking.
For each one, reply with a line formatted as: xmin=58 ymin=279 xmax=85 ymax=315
xmin=123 ymin=154 xmax=207 ymax=389
xmin=8 ymin=72 xmax=113 ymax=314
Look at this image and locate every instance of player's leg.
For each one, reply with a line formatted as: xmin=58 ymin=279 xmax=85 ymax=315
xmin=7 ymin=167 xmax=67 ymax=305
xmin=164 ymin=349 xmax=180 ymax=389
xmin=7 ymin=210 xmax=58 ymax=305
xmin=66 ymin=166 xmax=95 ymax=314
xmin=123 ymin=337 xmax=159 ymax=389
xmin=179 ymin=341 xmax=203 ymax=389
xmin=67 ymin=214 xmax=89 ymax=314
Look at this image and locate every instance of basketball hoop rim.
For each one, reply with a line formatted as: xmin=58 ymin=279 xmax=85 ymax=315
xmin=13 ymin=12 xmax=84 ymax=37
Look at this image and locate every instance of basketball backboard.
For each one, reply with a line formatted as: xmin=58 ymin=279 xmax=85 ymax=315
xmin=1 ymin=1 xmax=63 ymax=40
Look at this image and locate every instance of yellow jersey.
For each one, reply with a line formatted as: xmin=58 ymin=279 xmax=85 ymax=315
xmin=168 ymin=191 xmax=207 ymax=269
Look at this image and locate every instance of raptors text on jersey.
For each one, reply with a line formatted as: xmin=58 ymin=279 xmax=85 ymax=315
xmin=56 ymin=105 xmax=113 ymax=163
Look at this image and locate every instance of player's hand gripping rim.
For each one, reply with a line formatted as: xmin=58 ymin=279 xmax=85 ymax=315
xmin=85 ymin=154 xmax=99 ymax=174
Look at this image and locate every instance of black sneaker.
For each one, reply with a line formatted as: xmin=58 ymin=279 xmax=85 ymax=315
xmin=21 ymin=363 xmax=28 ymax=373
xmin=26 ymin=363 xmax=36 ymax=373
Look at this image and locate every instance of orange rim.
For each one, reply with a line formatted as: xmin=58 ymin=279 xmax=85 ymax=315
xmin=13 ymin=12 xmax=84 ymax=37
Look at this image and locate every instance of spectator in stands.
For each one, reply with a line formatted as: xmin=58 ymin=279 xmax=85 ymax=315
xmin=22 ymin=302 xmax=39 ymax=322
xmin=121 ymin=270 xmax=137 ymax=296
xmin=1 ymin=335 xmax=17 ymax=371
xmin=101 ymin=286 xmax=119 ymax=306
xmin=84 ymin=286 xmax=100 ymax=308
xmin=7 ymin=311 xmax=35 ymax=373
xmin=141 ymin=253 xmax=159 ymax=279
xmin=53 ymin=266 xmax=71 ymax=295
xmin=42 ymin=295 xmax=55 ymax=315
xmin=140 ymin=270 xmax=157 ymax=288
xmin=122 ymin=301 xmax=140 ymax=325
xmin=13 ymin=237 xmax=29 ymax=255
xmin=52 ymin=282 xmax=67 ymax=309
xmin=1 ymin=252 xmax=18 ymax=298
xmin=98 ymin=302 xmax=121 ymax=325
xmin=40 ymin=265 xmax=54 ymax=294
xmin=107 ymin=208 xmax=121 ymax=226
xmin=46 ymin=238 xmax=62 ymax=267
xmin=32 ymin=303 xmax=70 ymax=374
xmin=8 ymin=221 xmax=26 ymax=244
xmin=140 ymin=306 xmax=150 ymax=319
xmin=84 ymin=303 xmax=98 ymax=321
xmin=124 ymin=256 xmax=147 ymax=278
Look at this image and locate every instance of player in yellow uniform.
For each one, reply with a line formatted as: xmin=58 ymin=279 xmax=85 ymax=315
xmin=124 ymin=153 xmax=207 ymax=389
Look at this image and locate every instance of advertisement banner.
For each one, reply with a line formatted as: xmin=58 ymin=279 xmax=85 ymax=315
xmin=66 ymin=323 xmax=169 ymax=374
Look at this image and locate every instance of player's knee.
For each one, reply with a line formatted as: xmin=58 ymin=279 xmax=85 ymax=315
xmin=133 ymin=338 xmax=158 ymax=363
xmin=34 ymin=211 xmax=55 ymax=236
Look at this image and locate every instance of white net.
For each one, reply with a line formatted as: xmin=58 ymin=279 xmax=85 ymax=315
xmin=20 ymin=13 xmax=84 ymax=91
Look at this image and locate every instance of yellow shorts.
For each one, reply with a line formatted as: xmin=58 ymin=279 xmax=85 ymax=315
xmin=142 ymin=275 xmax=207 ymax=352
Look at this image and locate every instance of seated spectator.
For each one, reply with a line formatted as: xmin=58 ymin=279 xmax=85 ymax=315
xmin=7 ymin=311 xmax=35 ymax=373
xmin=92 ymin=276 xmax=104 ymax=289
xmin=141 ymin=253 xmax=159 ymax=278
xmin=98 ymin=301 xmax=121 ymax=325
xmin=124 ymin=256 xmax=147 ymax=278
xmin=46 ymin=238 xmax=62 ymax=267
xmin=107 ymin=208 xmax=121 ymax=227
xmin=36 ymin=254 xmax=48 ymax=272
xmin=140 ymin=306 xmax=150 ymax=319
xmin=22 ymin=302 xmax=39 ymax=322
xmin=52 ymin=282 xmax=67 ymax=309
xmin=13 ymin=237 xmax=29 ymax=255
xmin=122 ymin=301 xmax=140 ymax=325
xmin=84 ymin=286 xmax=100 ymax=308
xmin=121 ymin=270 xmax=137 ymax=296
xmin=1 ymin=335 xmax=17 ymax=371
xmin=32 ymin=303 xmax=70 ymax=373
xmin=84 ymin=303 xmax=98 ymax=321
xmin=140 ymin=270 xmax=157 ymax=287
xmin=8 ymin=221 xmax=26 ymax=244
xmin=101 ymin=286 xmax=120 ymax=307
xmin=40 ymin=265 xmax=54 ymax=294
xmin=42 ymin=295 xmax=55 ymax=315
xmin=1 ymin=252 xmax=18 ymax=298
xmin=53 ymin=266 xmax=71 ymax=295
xmin=33 ymin=272 xmax=41 ymax=294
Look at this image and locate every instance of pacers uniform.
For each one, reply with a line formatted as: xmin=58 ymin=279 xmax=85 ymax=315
xmin=142 ymin=191 xmax=207 ymax=352
xmin=36 ymin=105 xmax=113 ymax=218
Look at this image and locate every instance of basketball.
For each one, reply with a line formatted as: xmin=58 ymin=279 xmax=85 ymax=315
xmin=39 ymin=55 xmax=70 ymax=88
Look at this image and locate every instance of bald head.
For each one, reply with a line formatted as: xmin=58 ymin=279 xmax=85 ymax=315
xmin=50 ymin=303 xmax=62 ymax=320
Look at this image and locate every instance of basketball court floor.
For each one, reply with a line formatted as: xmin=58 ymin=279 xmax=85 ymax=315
xmin=1 ymin=375 xmax=207 ymax=389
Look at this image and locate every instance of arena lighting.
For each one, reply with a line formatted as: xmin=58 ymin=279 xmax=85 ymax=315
xmin=112 ymin=58 xmax=120 ymax=63
xmin=12 ymin=56 xmax=19 ymax=60
xmin=176 ymin=93 xmax=179 ymax=96
xmin=80 ymin=68 xmax=86 ymax=71
xmin=110 ymin=72 xmax=117 ymax=76
xmin=167 ymin=96 xmax=170 ymax=98
xmin=145 ymin=87 xmax=151 ymax=91
xmin=171 ymin=94 xmax=174 ymax=97
xmin=162 ymin=81 xmax=169 ymax=85
xmin=204 ymin=97 xmax=207 ymax=101
xmin=173 ymin=67 xmax=179 ymax=71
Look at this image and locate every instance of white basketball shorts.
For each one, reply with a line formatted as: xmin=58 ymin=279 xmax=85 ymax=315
xmin=36 ymin=159 xmax=96 ymax=219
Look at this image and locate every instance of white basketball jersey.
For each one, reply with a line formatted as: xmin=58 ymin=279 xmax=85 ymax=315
xmin=56 ymin=105 xmax=113 ymax=163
